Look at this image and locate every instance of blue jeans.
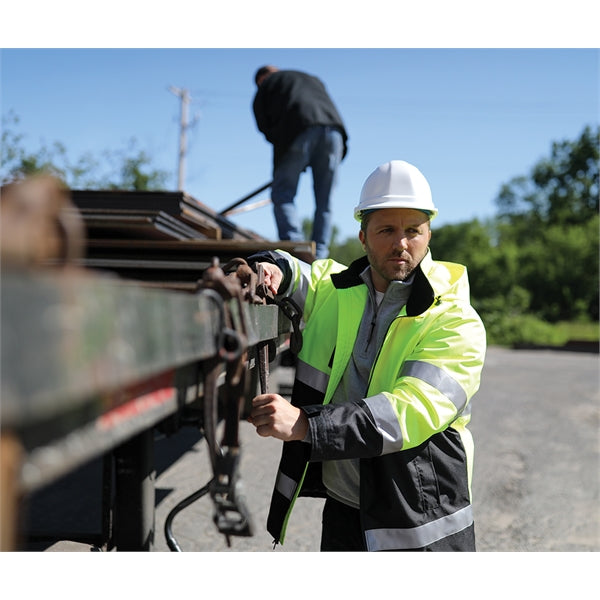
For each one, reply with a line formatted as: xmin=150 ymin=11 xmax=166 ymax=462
xmin=271 ymin=125 xmax=344 ymax=259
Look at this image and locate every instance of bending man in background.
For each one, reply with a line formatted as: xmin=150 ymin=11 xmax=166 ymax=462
xmin=252 ymin=65 xmax=348 ymax=260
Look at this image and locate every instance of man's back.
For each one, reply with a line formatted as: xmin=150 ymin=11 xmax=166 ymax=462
xmin=253 ymin=69 xmax=347 ymax=162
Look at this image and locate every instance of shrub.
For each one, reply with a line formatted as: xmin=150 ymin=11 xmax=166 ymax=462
xmin=482 ymin=312 xmax=569 ymax=347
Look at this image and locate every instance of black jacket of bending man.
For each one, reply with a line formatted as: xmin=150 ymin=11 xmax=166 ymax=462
xmin=253 ymin=69 xmax=349 ymax=168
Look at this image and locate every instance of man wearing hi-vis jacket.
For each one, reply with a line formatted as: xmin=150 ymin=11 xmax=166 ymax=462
xmin=246 ymin=160 xmax=487 ymax=551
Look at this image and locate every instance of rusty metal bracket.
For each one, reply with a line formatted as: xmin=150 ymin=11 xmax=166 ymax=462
xmin=197 ymin=258 xmax=253 ymax=544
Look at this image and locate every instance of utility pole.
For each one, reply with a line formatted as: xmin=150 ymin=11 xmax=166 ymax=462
xmin=169 ymin=86 xmax=190 ymax=191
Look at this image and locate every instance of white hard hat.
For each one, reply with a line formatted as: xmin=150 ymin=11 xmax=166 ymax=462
xmin=354 ymin=160 xmax=438 ymax=221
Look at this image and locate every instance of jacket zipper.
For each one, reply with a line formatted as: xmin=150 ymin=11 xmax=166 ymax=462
xmin=365 ymin=313 xmax=407 ymax=394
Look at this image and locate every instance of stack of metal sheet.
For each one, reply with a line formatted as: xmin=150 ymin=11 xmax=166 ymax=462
xmin=70 ymin=189 xmax=262 ymax=240
xmin=79 ymin=208 xmax=209 ymax=240
xmin=68 ymin=189 xmax=315 ymax=290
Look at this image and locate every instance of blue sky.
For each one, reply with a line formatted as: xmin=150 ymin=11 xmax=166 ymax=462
xmin=1 ymin=16 xmax=599 ymax=244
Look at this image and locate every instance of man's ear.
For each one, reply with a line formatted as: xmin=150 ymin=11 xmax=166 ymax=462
xmin=359 ymin=230 xmax=366 ymax=250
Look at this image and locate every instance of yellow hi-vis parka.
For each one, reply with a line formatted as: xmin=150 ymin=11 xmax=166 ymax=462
xmin=252 ymin=249 xmax=487 ymax=551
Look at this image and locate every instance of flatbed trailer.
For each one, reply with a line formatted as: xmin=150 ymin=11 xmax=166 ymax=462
xmin=0 ymin=267 xmax=294 ymax=551
xmin=0 ymin=179 xmax=312 ymax=551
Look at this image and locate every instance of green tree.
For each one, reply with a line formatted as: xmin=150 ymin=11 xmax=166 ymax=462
xmin=99 ymin=139 xmax=169 ymax=191
xmin=517 ymin=216 xmax=599 ymax=321
xmin=496 ymin=125 xmax=599 ymax=229
xmin=494 ymin=125 xmax=599 ymax=322
xmin=329 ymin=235 xmax=363 ymax=265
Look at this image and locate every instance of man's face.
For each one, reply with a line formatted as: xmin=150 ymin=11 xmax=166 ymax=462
xmin=359 ymin=208 xmax=432 ymax=292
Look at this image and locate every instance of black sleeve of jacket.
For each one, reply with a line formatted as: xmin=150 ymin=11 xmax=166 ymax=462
xmin=302 ymin=400 xmax=384 ymax=460
xmin=252 ymin=92 xmax=273 ymax=142
xmin=246 ymin=250 xmax=293 ymax=293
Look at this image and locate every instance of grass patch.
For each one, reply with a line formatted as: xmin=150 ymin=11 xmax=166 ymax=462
xmin=556 ymin=321 xmax=599 ymax=342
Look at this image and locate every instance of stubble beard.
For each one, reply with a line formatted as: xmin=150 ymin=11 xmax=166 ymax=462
xmin=371 ymin=251 xmax=416 ymax=284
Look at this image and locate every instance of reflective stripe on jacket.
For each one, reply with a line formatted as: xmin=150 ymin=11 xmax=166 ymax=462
xmin=257 ymin=249 xmax=487 ymax=551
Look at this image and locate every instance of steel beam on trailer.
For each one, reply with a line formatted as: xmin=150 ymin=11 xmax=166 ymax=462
xmin=1 ymin=271 xmax=282 ymax=428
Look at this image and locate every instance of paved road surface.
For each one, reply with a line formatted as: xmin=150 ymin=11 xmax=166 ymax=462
xmin=22 ymin=346 xmax=599 ymax=552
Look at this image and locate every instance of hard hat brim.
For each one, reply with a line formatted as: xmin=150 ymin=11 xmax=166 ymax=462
xmin=354 ymin=202 xmax=438 ymax=221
